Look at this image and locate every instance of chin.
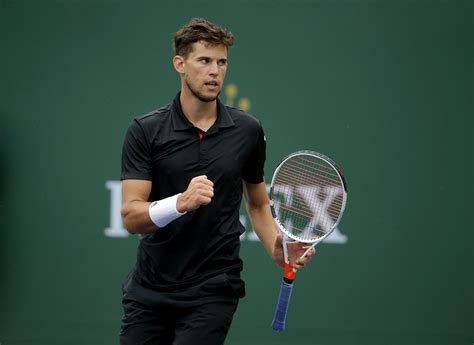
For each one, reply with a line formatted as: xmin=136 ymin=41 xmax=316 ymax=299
xmin=196 ymin=91 xmax=221 ymax=103
xmin=200 ymin=96 xmax=218 ymax=102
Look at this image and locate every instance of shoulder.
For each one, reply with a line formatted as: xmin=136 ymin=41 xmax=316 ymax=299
xmin=132 ymin=103 xmax=172 ymax=128
xmin=125 ymin=103 xmax=172 ymax=140
xmin=226 ymin=106 xmax=263 ymax=132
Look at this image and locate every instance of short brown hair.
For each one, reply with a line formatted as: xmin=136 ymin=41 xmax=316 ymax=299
xmin=173 ymin=18 xmax=234 ymax=57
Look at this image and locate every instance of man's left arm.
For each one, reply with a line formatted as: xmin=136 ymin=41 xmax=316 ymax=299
xmin=243 ymin=181 xmax=315 ymax=270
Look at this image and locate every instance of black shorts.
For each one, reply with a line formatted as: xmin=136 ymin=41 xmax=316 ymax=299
xmin=120 ymin=272 xmax=242 ymax=345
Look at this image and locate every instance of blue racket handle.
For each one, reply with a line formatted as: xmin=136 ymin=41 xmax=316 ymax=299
xmin=271 ymin=280 xmax=293 ymax=331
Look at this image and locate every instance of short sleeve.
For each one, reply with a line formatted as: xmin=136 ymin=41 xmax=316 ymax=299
xmin=242 ymin=124 xmax=266 ymax=184
xmin=121 ymin=119 xmax=153 ymax=180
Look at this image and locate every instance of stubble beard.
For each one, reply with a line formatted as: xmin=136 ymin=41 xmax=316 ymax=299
xmin=185 ymin=78 xmax=220 ymax=103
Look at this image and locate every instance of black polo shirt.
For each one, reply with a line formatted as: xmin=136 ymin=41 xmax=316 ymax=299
xmin=121 ymin=93 xmax=266 ymax=292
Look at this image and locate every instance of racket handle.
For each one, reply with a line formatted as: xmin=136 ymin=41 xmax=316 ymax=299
xmin=271 ymin=280 xmax=293 ymax=331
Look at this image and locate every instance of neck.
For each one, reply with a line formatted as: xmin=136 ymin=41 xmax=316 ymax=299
xmin=180 ymin=88 xmax=218 ymax=131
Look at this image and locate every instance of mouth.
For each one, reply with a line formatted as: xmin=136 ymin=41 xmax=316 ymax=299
xmin=204 ymin=81 xmax=219 ymax=87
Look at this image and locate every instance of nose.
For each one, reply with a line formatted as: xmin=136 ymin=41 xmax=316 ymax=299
xmin=209 ymin=61 xmax=219 ymax=76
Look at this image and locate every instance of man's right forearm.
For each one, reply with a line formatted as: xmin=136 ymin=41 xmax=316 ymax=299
xmin=121 ymin=200 xmax=158 ymax=234
xmin=120 ymin=175 xmax=212 ymax=234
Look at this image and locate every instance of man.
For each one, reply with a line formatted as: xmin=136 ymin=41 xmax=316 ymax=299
xmin=120 ymin=18 xmax=314 ymax=345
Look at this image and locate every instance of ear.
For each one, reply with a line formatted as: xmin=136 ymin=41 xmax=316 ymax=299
xmin=172 ymin=55 xmax=185 ymax=74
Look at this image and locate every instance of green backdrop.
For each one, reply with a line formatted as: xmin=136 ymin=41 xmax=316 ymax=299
xmin=1 ymin=0 xmax=472 ymax=344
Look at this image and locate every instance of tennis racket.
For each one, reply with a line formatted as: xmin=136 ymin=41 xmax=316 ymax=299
xmin=270 ymin=150 xmax=348 ymax=331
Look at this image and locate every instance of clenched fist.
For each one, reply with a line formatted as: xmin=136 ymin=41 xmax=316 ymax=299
xmin=176 ymin=175 xmax=214 ymax=213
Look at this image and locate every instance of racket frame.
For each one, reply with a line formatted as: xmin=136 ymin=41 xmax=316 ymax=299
xmin=270 ymin=150 xmax=348 ymax=246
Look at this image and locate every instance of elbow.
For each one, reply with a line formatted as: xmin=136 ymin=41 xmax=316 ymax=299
xmin=121 ymin=204 xmax=139 ymax=234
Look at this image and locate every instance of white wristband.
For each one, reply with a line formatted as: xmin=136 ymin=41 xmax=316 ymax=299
xmin=149 ymin=193 xmax=187 ymax=228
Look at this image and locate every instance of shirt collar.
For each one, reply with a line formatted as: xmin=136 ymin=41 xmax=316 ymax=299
xmin=171 ymin=92 xmax=235 ymax=132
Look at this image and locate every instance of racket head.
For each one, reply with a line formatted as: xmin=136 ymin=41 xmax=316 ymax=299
xmin=270 ymin=150 xmax=347 ymax=244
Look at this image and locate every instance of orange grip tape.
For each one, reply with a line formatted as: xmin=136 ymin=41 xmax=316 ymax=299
xmin=283 ymin=262 xmax=295 ymax=281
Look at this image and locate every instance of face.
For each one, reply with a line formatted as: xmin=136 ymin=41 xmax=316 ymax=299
xmin=176 ymin=41 xmax=228 ymax=103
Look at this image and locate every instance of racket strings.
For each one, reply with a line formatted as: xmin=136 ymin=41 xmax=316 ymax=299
xmin=275 ymin=169 xmax=344 ymax=213
xmin=273 ymin=155 xmax=344 ymax=241
xmin=275 ymin=165 xmax=343 ymax=216
xmin=283 ymin=161 xmax=341 ymax=186
xmin=274 ymin=175 xmax=344 ymax=217
xmin=293 ymin=157 xmax=341 ymax=180
xmin=277 ymin=198 xmax=342 ymax=221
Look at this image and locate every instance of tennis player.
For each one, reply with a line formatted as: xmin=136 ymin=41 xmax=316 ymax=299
xmin=119 ymin=18 xmax=315 ymax=345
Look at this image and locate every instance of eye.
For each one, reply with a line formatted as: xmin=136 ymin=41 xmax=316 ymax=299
xmin=199 ymin=58 xmax=209 ymax=64
xmin=218 ymin=59 xmax=227 ymax=66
